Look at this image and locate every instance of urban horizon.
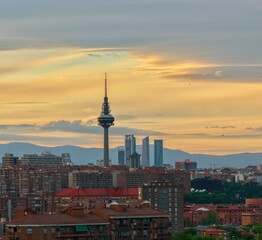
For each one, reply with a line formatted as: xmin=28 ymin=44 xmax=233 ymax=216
xmin=0 ymin=1 xmax=262 ymax=155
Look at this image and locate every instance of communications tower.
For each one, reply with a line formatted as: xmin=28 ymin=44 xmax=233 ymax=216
xmin=98 ymin=74 xmax=115 ymax=166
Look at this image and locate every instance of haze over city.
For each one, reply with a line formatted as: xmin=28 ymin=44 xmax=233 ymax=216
xmin=0 ymin=0 xmax=262 ymax=154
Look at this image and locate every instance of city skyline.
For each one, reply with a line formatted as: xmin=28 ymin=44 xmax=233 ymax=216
xmin=0 ymin=1 xmax=262 ymax=154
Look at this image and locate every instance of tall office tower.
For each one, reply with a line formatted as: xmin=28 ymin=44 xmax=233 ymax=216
xmin=118 ymin=149 xmax=125 ymax=165
xmin=154 ymin=139 xmax=163 ymax=166
xmin=131 ymin=135 xmax=136 ymax=154
xmin=125 ymin=134 xmax=136 ymax=167
xmin=142 ymin=136 xmax=150 ymax=166
xmin=98 ymin=74 xmax=115 ymax=167
xmin=130 ymin=152 xmax=141 ymax=168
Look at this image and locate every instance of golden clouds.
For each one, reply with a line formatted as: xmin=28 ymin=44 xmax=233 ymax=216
xmin=0 ymin=47 xmax=262 ymax=153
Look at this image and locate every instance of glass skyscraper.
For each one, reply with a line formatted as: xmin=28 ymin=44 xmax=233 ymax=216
xmin=154 ymin=139 xmax=163 ymax=166
xmin=142 ymin=136 xmax=150 ymax=166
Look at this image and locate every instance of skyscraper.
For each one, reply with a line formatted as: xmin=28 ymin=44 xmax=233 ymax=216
xmin=98 ymin=74 xmax=115 ymax=167
xmin=154 ymin=139 xmax=163 ymax=166
xmin=125 ymin=134 xmax=136 ymax=167
xmin=142 ymin=136 xmax=150 ymax=166
xmin=118 ymin=149 xmax=125 ymax=165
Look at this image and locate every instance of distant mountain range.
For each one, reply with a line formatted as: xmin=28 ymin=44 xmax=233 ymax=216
xmin=0 ymin=142 xmax=261 ymax=168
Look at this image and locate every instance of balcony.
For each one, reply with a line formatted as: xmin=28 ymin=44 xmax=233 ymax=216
xmin=156 ymin=233 xmax=171 ymax=239
xmin=57 ymin=232 xmax=108 ymax=238
xmin=157 ymin=223 xmax=170 ymax=229
xmin=134 ymin=237 xmax=151 ymax=240
xmin=115 ymin=224 xmax=132 ymax=230
xmin=114 ymin=237 xmax=130 ymax=240
xmin=132 ymin=223 xmax=150 ymax=229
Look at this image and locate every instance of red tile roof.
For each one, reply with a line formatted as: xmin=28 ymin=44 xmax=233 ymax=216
xmin=94 ymin=206 xmax=170 ymax=219
xmin=7 ymin=213 xmax=108 ymax=226
xmin=199 ymin=228 xmax=227 ymax=233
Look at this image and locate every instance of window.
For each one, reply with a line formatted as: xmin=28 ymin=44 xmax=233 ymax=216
xmin=27 ymin=228 xmax=32 ymax=234
xmin=43 ymin=228 xmax=47 ymax=234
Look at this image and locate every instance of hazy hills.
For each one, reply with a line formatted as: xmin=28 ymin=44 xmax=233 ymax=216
xmin=0 ymin=142 xmax=261 ymax=168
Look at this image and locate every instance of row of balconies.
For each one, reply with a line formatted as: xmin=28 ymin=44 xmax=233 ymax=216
xmin=57 ymin=232 xmax=109 ymax=238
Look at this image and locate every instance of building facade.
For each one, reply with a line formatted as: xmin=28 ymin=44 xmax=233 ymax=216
xmin=141 ymin=181 xmax=184 ymax=232
xmin=20 ymin=153 xmax=64 ymax=167
xmin=142 ymin=136 xmax=150 ymax=166
xmin=154 ymin=140 xmax=163 ymax=166
xmin=175 ymin=159 xmax=197 ymax=171
xmin=125 ymin=134 xmax=136 ymax=167
xmin=69 ymin=170 xmax=113 ymax=188
xmin=94 ymin=201 xmax=171 ymax=240
xmin=117 ymin=149 xmax=125 ymax=165
xmin=2 ymin=153 xmax=19 ymax=168
xmin=6 ymin=206 xmax=109 ymax=240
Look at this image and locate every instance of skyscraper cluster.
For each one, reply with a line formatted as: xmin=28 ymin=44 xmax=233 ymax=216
xmin=118 ymin=135 xmax=164 ymax=168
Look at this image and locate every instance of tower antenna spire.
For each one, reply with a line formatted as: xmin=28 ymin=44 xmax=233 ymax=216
xmin=105 ymin=72 xmax=107 ymax=97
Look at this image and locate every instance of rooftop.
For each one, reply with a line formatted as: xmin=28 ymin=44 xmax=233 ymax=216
xmin=56 ymin=187 xmax=139 ymax=198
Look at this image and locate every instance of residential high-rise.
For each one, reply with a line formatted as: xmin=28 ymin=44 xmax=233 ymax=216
xmin=142 ymin=136 xmax=150 ymax=166
xmin=154 ymin=139 xmax=163 ymax=166
xmin=118 ymin=149 xmax=125 ymax=165
xmin=125 ymin=134 xmax=136 ymax=166
xmin=2 ymin=153 xmax=19 ymax=167
xmin=20 ymin=153 xmax=64 ymax=167
xmin=142 ymin=181 xmax=184 ymax=232
xmin=98 ymin=74 xmax=115 ymax=167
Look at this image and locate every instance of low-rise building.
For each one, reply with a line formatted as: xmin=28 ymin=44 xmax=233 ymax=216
xmin=5 ymin=202 xmax=171 ymax=240
xmin=6 ymin=206 xmax=109 ymax=240
xmin=197 ymin=228 xmax=230 ymax=239
xmin=242 ymin=212 xmax=262 ymax=225
xmin=94 ymin=201 xmax=171 ymax=240
xmin=55 ymin=187 xmax=139 ymax=211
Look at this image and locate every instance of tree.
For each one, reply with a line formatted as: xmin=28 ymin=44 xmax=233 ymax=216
xmin=199 ymin=212 xmax=219 ymax=226
xmin=241 ymin=234 xmax=255 ymax=240
xmin=171 ymin=232 xmax=192 ymax=240
xmin=252 ymin=225 xmax=262 ymax=240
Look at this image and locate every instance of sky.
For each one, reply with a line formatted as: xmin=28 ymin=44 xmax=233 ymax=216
xmin=0 ymin=0 xmax=262 ymax=154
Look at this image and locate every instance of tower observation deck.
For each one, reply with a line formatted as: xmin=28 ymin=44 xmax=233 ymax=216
xmin=98 ymin=74 xmax=115 ymax=167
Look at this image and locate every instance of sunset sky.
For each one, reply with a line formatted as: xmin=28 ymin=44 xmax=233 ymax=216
xmin=0 ymin=0 xmax=262 ymax=154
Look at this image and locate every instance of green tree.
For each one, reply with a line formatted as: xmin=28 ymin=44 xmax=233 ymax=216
xmin=241 ymin=234 xmax=255 ymax=240
xmin=184 ymin=228 xmax=197 ymax=236
xmin=171 ymin=232 xmax=192 ymax=240
xmin=199 ymin=212 xmax=219 ymax=226
xmin=252 ymin=225 xmax=262 ymax=240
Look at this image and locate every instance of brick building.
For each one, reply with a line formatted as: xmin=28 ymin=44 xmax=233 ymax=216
xmin=94 ymin=201 xmax=171 ymax=240
xmin=69 ymin=170 xmax=113 ymax=188
xmin=141 ymin=181 xmax=184 ymax=232
xmin=5 ymin=202 xmax=171 ymax=240
xmin=6 ymin=206 xmax=109 ymax=240
xmin=55 ymin=187 xmax=139 ymax=211
xmin=197 ymin=228 xmax=230 ymax=239
xmin=184 ymin=204 xmax=261 ymax=226
xmin=114 ymin=168 xmax=190 ymax=193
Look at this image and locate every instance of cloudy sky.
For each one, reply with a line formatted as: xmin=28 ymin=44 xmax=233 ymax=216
xmin=0 ymin=0 xmax=262 ymax=154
